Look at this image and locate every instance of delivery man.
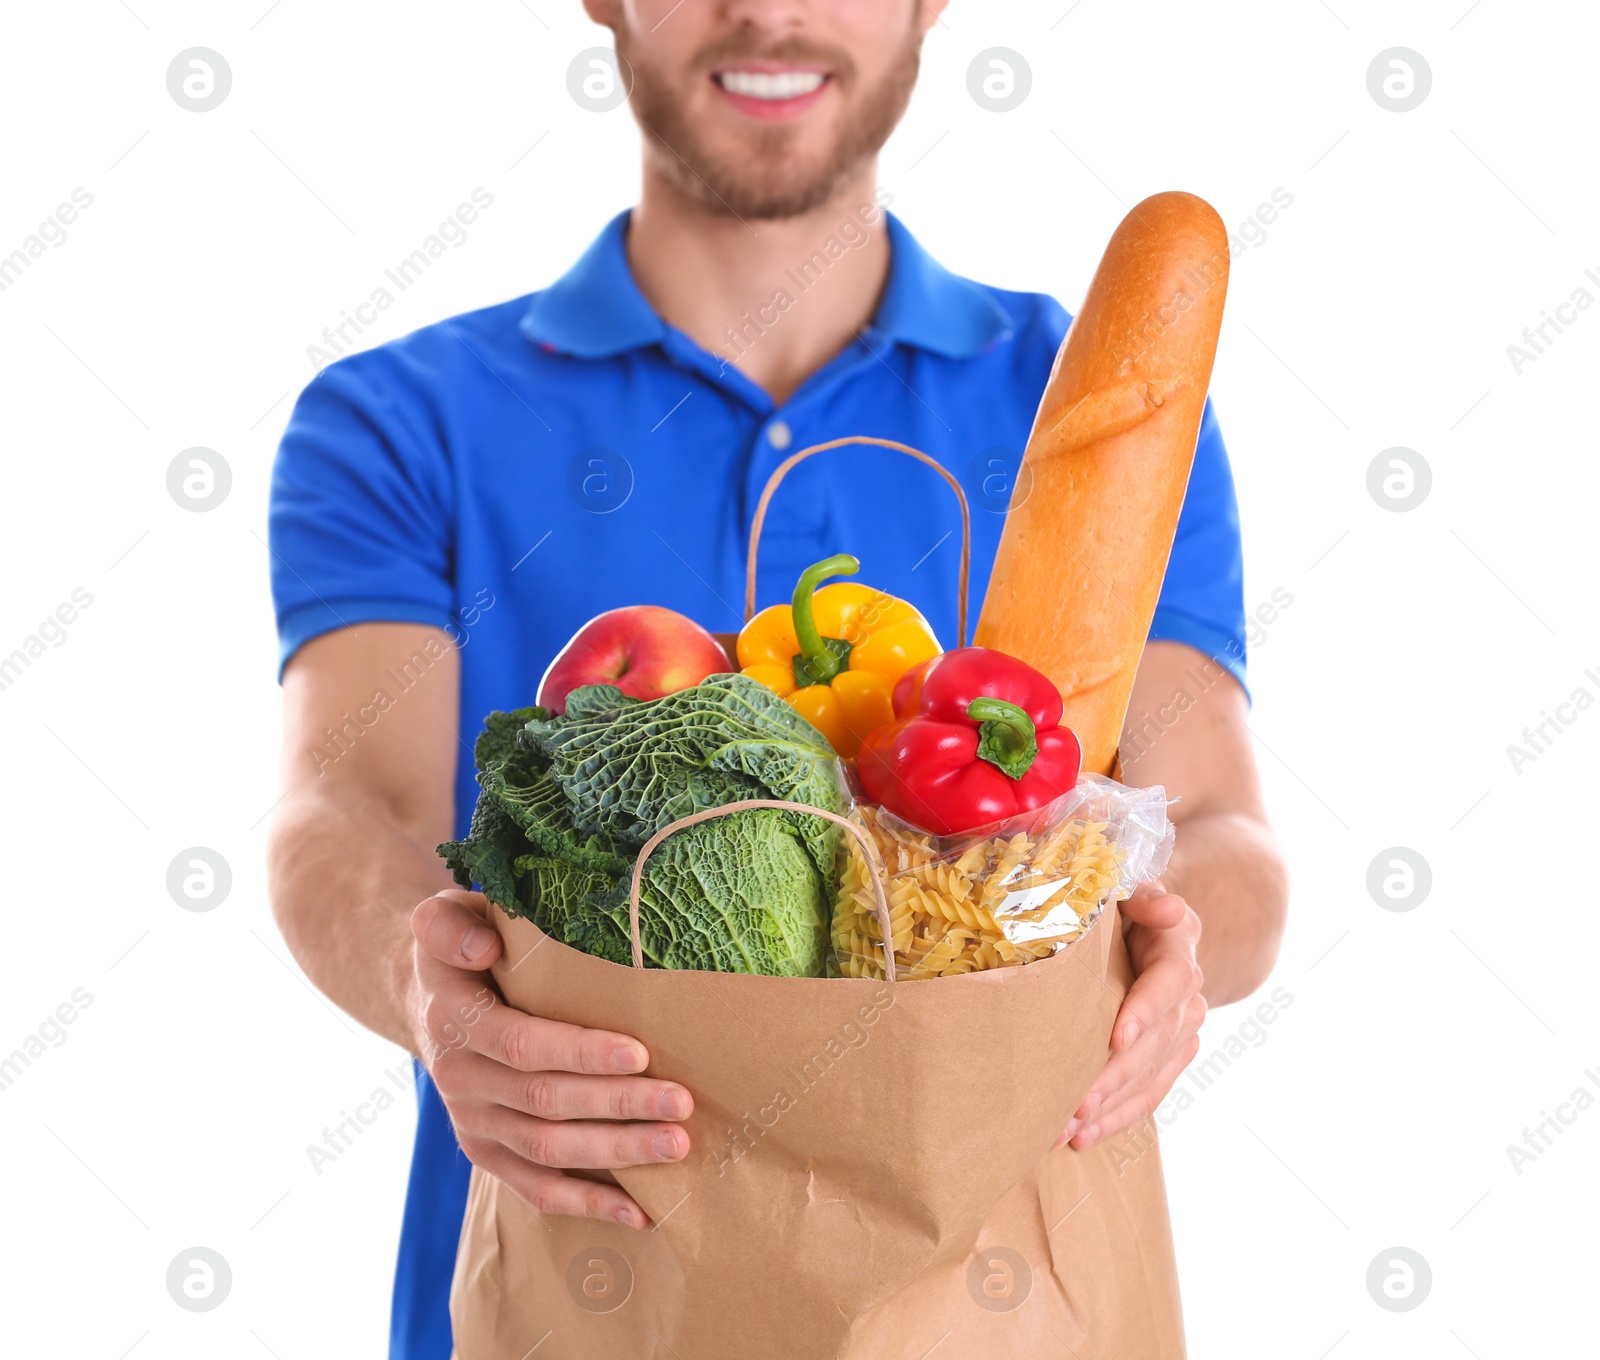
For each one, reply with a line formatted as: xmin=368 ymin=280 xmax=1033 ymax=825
xmin=267 ymin=2 xmax=1289 ymax=1354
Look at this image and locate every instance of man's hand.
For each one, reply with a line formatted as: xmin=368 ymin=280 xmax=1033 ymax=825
xmin=1056 ymin=882 xmax=1206 ymax=1152
xmin=410 ymin=889 xmax=694 ymax=1229
xmin=271 ymin=626 xmax=698 ymax=1230
xmin=1049 ymin=640 xmax=1290 ymax=1153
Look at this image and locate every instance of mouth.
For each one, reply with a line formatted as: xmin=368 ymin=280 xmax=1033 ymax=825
xmin=712 ymin=66 xmax=832 ymax=121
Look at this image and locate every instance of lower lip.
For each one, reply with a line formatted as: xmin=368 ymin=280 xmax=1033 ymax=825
xmin=712 ymin=75 xmax=831 ymax=122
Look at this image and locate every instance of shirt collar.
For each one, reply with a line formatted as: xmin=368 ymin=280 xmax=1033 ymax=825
xmin=521 ymin=209 xmax=1015 ymax=361
xmin=520 ymin=211 xmax=664 ymax=358
xmin=872 ymin=212 xmax=1015 ymax=358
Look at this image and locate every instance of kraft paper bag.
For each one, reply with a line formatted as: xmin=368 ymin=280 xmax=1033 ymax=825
xmin=449 ymin=901 xmax=1185 ymax=1359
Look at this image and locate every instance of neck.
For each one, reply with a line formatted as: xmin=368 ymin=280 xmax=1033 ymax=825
xmin=625 ymin=164 xmax=891 ymax=405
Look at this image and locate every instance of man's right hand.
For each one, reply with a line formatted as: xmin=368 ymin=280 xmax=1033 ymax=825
xmin=409 ymin=889 xmax=693 ymax=1229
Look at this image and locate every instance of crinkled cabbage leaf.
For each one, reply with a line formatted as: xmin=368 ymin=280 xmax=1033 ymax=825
xmin=439 ymin=676 xmax=842 ymax=976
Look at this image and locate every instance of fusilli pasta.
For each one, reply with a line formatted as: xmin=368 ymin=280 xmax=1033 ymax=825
xmin=831 ymin=804 xmax=1126 ymax=981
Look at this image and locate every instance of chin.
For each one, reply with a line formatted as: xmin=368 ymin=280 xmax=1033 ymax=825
xmin=671 ymin=135 xmax=860 ymax=221
xmin=632 ymin=66 xmax=866 ymax=219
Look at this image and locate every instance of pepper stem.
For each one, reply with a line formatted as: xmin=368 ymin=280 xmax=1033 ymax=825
xmin=791 ymin=554 xmax=858 ymax=686
xmin=968 ymin=697 xmax=1039 ymax=780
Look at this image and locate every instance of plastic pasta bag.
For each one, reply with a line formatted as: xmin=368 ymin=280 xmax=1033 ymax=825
xmin=831 ymin=774 xmax=1174 ymax=980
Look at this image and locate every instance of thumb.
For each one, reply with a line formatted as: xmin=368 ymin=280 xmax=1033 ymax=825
xmin=412 ymin=889 xmax=501 ymax=969
xmin=1118 ymin=882 xmax=1186 ymax=929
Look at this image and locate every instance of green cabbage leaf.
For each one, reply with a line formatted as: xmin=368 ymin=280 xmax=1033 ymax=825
xmin=439 ymin=675 xmax=842 ymax=976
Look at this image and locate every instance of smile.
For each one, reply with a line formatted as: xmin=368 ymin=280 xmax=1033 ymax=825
xmin=714 ymin=70 xmax=828 ymax=100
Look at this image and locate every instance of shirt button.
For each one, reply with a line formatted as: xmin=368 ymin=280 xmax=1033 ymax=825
xmin=768 ymin=420 xmax=792 ymax=450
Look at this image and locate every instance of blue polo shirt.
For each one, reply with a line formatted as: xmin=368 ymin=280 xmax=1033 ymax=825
xmin=269 ymin=209 xmax=1247 ymax=1359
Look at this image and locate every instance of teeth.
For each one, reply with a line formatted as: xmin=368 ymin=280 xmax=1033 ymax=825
xmin=718 ymin=70 xmax=825 ymax=100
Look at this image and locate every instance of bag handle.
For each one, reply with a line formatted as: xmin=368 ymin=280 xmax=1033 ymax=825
xmin=744 ymin=437 xmax=972 ymax=648
xmin=627 ymin=798 xmax=897 ymax=983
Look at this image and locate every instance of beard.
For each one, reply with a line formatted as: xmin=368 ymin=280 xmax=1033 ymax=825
xmin=615 ymin=26 xmax=922 ymax=221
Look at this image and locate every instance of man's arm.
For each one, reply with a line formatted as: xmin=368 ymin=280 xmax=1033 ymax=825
xmin=1119 ymin=640 xmax=1288 ymax=1004
xmin=268 ymin=623 xmax=692 ymax=1227
xmin=1061 ymin=640 xmax=1288 ymax=1150
xmin=270 ymin=624 xmax=459 ymax=1047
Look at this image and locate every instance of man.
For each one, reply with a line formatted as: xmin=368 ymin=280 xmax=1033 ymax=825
xmin=268 ymin=1 xmax=1288 ymax=1355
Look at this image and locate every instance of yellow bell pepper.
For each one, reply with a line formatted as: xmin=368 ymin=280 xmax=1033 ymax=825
xmin=737 ymin=554 xmax=942 ymax=757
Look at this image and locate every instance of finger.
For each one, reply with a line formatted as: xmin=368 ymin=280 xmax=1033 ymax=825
xmin=1110 ymin=944 xmax=1202 ymax=1053
xmin=440 ymin=1050 xmax=692 ymax=1122
xmin=1071 ymin=986 xmax=1206 ymax=1130
xmin=1069 ymin=1022 xmax=1172 ymax=1130
xmin=1118 ymin=884 xmax=1187 ymax=930
xmin=480 ymin=1105 xmax=690 ymax=1170
xmin=412 ymin=890 xmax=502 ymax=970
xmin=414 ymin=959 xmax=512 ymax=1058
xmin=468 ymin=1143 xmax=650 ymax=1229
xmin=447 ymin=997 xmax=651 ymax=1076
xmin=1072 ymin=1032 xmax=1202 ymax=1150
xmin=1122 ymin=897 xmax=1201 ymax=980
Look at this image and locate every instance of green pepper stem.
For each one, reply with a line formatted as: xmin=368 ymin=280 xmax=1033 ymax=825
xmin=968 ymin=697 xmax=1039 ymax=780
xmin=791 ymin=554 xmax=859 ymax=686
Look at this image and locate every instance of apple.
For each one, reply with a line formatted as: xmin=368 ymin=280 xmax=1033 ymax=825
xmin=537 ymin=606 xmax=732 ymax=714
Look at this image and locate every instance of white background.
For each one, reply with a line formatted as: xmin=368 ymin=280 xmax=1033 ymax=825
xmin=1 ymin=1 xmax=1594 ymax=1356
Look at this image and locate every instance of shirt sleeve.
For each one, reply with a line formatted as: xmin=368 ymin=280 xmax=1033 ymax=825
xmin=1147 ymin=397 xmax=1249 ymax=697
xmin=268 ymin=353 xmax=457 ymax=678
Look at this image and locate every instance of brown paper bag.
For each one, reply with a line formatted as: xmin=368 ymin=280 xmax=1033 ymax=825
xmin=451 ymin=441 xmax=1183 ymax=1356
xmin=450 ymin=863 xmax=1184 ymax=1357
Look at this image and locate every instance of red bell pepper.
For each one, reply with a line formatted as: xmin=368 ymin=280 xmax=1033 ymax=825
xmin=857 ymin=647 xmax=1082 ymax=835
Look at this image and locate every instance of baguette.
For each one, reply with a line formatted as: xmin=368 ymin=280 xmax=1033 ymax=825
xmin=974 ymin=191 xmax=1230 ymax=774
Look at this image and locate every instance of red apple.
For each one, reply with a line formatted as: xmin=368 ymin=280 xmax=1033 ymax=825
xmin=537 ymin=606 xmax=732 ymax=714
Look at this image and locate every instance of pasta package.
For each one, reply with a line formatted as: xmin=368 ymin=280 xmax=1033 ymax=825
xmin=832 ymin=775 xmax=1174 ymax=981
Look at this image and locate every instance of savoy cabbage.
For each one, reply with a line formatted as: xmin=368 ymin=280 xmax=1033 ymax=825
xmin=439 ymin=675 xmax=844 ymax=976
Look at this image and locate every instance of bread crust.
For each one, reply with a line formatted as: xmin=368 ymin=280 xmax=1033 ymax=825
xmin=974 ymin=192 xmax=1231 ymax=774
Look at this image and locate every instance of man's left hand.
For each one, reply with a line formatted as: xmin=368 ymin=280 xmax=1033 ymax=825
xmin=1057 ymin=881 xmax=1207 ymax=1151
